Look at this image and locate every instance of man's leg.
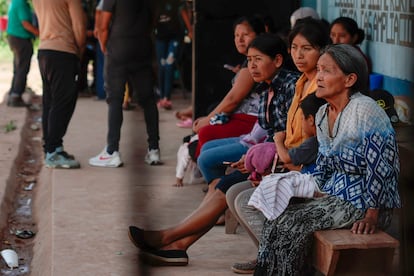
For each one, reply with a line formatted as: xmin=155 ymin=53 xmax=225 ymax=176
xmin=104 ymin=57 xmax=126 ymax=153
xmin=130 ymin=64 xmax=159 ymax=151
xmin=129 ymin=62 xmax=162 ymax=165
xmin=7 ymin=36 xmax=33 ymax=106
xmin=44 ymin=52 xmax=79 ymax=153
xmin=38 ymin=51 xmax=51 ymax=154
xmin=38 ymin=50 xmax=81 ymax=169
xmin=88 ymin=55 xmax=125 ymax=168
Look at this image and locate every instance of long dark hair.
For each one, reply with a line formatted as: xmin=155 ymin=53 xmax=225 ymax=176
xmin=300 ymin=92 xmax=327 ymax=118
xmin=247 ymin=33 xmax=288 ymax=63
xmin=233 ymin=15 xmax=266 ymax=35
xmin=330 ymin=16 xmax=365 ymax=45
xmin=288 ymin=17 xmax=330 ymax=50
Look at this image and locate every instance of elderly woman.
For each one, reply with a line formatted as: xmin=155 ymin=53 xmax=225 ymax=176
xmin=254 ymin=44 xmax=401 ymax=275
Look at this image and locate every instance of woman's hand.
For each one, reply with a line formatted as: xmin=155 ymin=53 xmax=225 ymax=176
xmin=192 ymin=117 xmax=209 ymax=133
xmin=231 ymin=155 xmax=249 ymax=173
xmin=231 ymin=64 xmax=241 ymax=74
xmin=282 ymin=163 xmax=301 ymax=171
xmin=250 ymin=179 xmax=261 ymax=187
xmin=351 ymin=208 xmax=379 ymax=234
xmin=273 ymin=131 xmax=286 ymax=144
xmin=273 ymin=131 xmax=292 ymax=164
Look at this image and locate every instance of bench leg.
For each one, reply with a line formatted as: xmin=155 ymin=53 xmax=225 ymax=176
xmin=313 ymin=242 xmax=340 ymax=276
xmin=382 ymin=248 xmax=396 ymax=275
xmin=325 ymin=250 xmax=340 ymax=276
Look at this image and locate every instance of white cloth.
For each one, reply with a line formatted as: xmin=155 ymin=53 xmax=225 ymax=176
xmin=248 ymin=171 xmax=318 ymax=220
xmin=176 ymin=142 xmax=203 ymax=184
xmin=176 ymin=143 xmax=191 ymax=179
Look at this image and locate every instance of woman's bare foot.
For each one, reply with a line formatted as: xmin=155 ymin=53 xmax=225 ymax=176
xmin=175 ymin=106 xmax=193 ymax=120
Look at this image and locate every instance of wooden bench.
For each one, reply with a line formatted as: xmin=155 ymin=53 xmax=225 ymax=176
xmin=313 ymin=229 xmax=399 ymax=276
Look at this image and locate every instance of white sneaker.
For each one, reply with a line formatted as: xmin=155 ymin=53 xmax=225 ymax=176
xmin=145 ymin=149 xmax=162 ymax=165
xmin=89 ymin=148 xmax=123 ymax=167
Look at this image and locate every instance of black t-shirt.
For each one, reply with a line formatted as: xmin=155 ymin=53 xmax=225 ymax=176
xmin=288 ymin=136 xmax=318 ymax=166
xmin=102 ymin=0 xmax=153 ymax=59
xmin=154 ymin=0 xmax=182 ymax=40
xmin=102 ymin=0 xmax=152 ymax=38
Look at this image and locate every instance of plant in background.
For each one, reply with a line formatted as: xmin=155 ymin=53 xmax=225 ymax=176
xmin=4 ymin=120 xmax=17 ymax=133
xmin=0 ymin=0 xmax=8 ymax=44
xmin=0 ymin=0 xmax=8 ymax=17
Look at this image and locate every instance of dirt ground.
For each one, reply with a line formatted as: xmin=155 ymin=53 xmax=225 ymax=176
xmin=0 ymin=95 xmax=42 ymax=275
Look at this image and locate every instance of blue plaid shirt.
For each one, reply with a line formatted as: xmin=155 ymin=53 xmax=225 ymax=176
xmin=257 ymin=68 xmax=300 ymax=138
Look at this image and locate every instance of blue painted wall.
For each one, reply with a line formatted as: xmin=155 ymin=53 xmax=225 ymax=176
xmin=301 ymin=0 xmax=316 ymax=9
xmin=308 ymin=0 xmax=414 ymax=99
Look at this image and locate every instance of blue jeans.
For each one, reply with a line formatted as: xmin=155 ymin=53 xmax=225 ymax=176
xmin=197 ymin=137 xmax=249 ymax=184
xmin=155 ymin=39 xmax=179 ymax=100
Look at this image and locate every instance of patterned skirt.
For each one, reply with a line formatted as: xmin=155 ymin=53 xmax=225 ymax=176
xmin=254 ymin=195 xmax=377 ymax=276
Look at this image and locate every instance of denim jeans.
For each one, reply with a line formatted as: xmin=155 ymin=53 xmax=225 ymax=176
xmin=197 ymin=137 xmax=249 ymax=183
xmin=8 ymin=35 xmax=33 ymax=96
xmin=155 ymin=38 xmax=179 ymax=100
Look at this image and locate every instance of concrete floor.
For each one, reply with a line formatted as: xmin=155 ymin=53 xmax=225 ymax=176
xmin=0 ymin=58 xmax=258 ymax=275
xmin=28 ymin=91 xmax=258 ymax=276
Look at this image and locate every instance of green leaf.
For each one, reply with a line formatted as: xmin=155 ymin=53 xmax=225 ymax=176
xmin=4 ymin=120 xmax=16 ymax=133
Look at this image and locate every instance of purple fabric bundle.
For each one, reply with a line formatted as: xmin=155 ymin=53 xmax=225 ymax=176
xmin=245 ymin=142 xmax=276 ymax=180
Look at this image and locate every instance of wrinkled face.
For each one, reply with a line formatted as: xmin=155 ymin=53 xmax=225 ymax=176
xmin=315 ymin=53 xmax=350 ymax=100
xmin=247 ymin=47 xmax=279 ymax=83
xmin=234 ymin=22 xmax=257 ymax=55
xmin=330 ymin=23 xmax=355 ymax=44
xmin=290 ymin=34 xmax=320 ymax=74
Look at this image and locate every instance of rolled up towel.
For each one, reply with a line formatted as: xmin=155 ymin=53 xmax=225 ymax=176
xmin=245 ymin=142 xmax=276 ymax=175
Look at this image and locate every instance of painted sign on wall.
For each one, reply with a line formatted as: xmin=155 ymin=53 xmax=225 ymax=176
xmin=334 ymin=0 xmax=413 ymax=48
xmin=326 ymin=0 xmax=413 ymax=122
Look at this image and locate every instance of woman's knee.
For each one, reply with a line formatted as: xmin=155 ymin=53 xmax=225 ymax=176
xmin=226 ymin=181 xmax=252 ymax=208
xmin=197 ymin=149 xmax=216 ymax=171
xmin=208 ymin=178 xmax=220 ymax=189
xmin=198 ymin=125 xmax=217 ymax=143
xmin=196 ymin=153 xmax=207 ymax=172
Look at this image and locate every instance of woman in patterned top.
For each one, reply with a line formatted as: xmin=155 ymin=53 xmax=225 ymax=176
xmin=254 ymin=44 xmax=401 ymax=275
xmin=128 ymin=33 xmax=299 ymax=267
